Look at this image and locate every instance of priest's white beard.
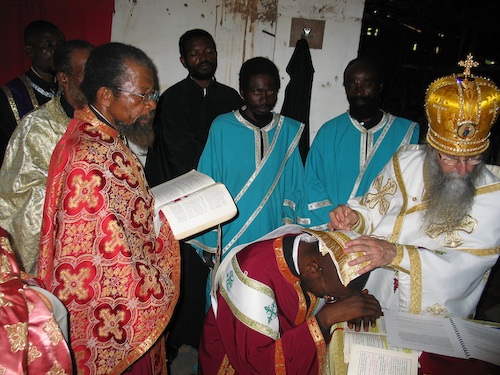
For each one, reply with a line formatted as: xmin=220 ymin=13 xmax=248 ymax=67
xmin=421 ymin=147 xmax=483 ymax=232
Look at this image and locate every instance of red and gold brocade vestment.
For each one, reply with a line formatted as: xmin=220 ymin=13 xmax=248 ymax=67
xmin=38 ymin=106 xmax=181 ymax=375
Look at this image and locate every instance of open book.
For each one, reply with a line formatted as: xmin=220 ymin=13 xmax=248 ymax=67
xmin=342 ymin=317 xmax=419 ymax=375
xmin=384 ymin=310 xmax=500 ymax=366
xmin=343 ymin=316 xmax=418 ymax=363
xmin=151 ymin=170 xmax=237 ymax=240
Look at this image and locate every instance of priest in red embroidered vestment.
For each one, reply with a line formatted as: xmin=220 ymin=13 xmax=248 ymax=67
xmin=38 ymin=43 xmax=181 ymax=375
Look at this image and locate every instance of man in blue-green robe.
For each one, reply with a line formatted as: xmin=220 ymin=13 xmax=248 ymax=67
xmin=305 ymin=58 xmax=419 ymax=229
xmin=189 ymin=57 xmax=307 ymax=267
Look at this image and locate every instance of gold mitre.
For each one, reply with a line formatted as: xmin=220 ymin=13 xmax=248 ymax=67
xmin=303 ymin=229 xmax=369 ymax=286
xmin=425 ymin=53 xmax=500 ymax=156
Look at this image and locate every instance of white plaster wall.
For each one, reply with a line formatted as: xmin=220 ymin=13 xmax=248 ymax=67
xmin=111 ymin=0 xmax=365 ymax=142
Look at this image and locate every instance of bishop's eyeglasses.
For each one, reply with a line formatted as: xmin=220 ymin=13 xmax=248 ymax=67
xmin=437 ymin=151 xmax=482 ymax=166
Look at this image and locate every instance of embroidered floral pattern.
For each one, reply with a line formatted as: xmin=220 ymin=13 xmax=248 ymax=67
xmin=102 ymin=266 xmax=129 ymax=297
xmin=227 ymin=270 xmax=235 ymax=291
xmin=26 ymin=294 xmax=35 ymax=315
xmin=97 ymin=349 xmax=121 ymax=375
xmin=78 ymin=141 xmax=109 ymax=165
xmin=110 ymin=152 xmax=138 ymax=188
xmin=57 ymin=265 xmax=92 ymax=302
xmin=0 ymin=252 xmax=12 ymax=279
xmin=27 ymin=342 xmax=42 ymax=364
xmin=135 ymin=306 xmax=162 ymax=342
xmin=425 ymin=303 xmax=449 ymax=316
xmin=108 ymin=184 xmax=134 ymax=217
xmin=5 ymin=322 xmax=28 ymax=352
xmin=136 ymin=263 xmax=163 ymax=298
xmin=47 ymin=361 xmax=68 ymax=375
xmin=96 ymin=306 xmax=128 ymax=342
xmin=0 ymin=292 xmax=12 ymax=307
xmin=265 ymin=302 xmax=278 ymax=324
xmin=44 ymin=318 xmax=64 ymax=346
xmin=132 ymin=198 xmax=150 ymax=229
xmin=100 ymin=219 xmax=128 ymax=257
xmin=70 ymin=310 xmax=87 ymax=342
xmin=61 ymin=221 xmax=95 ymax=256
xmin=66 ymin=171 xmax=104 ymax=212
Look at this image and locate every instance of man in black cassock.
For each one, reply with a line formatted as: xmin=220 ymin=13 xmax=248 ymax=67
xmin=144 ymin=29 xmax=243 ymax=364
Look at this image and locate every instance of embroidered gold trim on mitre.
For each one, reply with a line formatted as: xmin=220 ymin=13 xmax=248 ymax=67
xmin=425 ymin=54 xmax=500 ymax=156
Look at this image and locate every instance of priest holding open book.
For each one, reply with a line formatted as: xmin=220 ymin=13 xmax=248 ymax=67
xmin=38 ymin=43 xmax=181 ymax=375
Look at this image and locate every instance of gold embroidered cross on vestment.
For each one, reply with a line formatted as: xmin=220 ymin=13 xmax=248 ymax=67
xmin=365 ymin=175 xmax=397 ymax=215
xmin=425 ymin=214 xmax=477 ymax=248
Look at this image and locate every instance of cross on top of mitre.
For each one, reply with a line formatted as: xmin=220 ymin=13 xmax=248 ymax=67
xmin=458 ymin=53 xmax=479 ymax=80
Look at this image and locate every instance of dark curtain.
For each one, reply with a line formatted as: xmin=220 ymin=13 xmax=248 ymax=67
xmin=0 ymin=0 xmax=114 ymax=85
xmin=280 ymin=38 xmax=315 ymax=163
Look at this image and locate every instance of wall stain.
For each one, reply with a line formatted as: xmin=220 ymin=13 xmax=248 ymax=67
xmin=229 ymin=0 xmax=277 ymax=24
xmin=312 ymin=5 xmax=337 ymax=16
xmin=218 ymin=0 xmax=278 ymax=63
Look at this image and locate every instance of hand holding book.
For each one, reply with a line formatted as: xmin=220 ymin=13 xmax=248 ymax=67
xmin=151 ymin=170 xmax=237 ymax=240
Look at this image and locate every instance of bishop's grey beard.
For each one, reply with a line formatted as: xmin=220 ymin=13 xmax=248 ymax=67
xmin=115 ymin=112 xmax=155 ymax=149
xmin=421 ymin=147 xmax=483 ymax=232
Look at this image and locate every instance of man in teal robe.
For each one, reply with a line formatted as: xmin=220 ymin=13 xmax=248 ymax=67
xmin=189 ymin=57 xmax=307 ymax=266
xmin=305 ymin=58 xmax=419 ymax=229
